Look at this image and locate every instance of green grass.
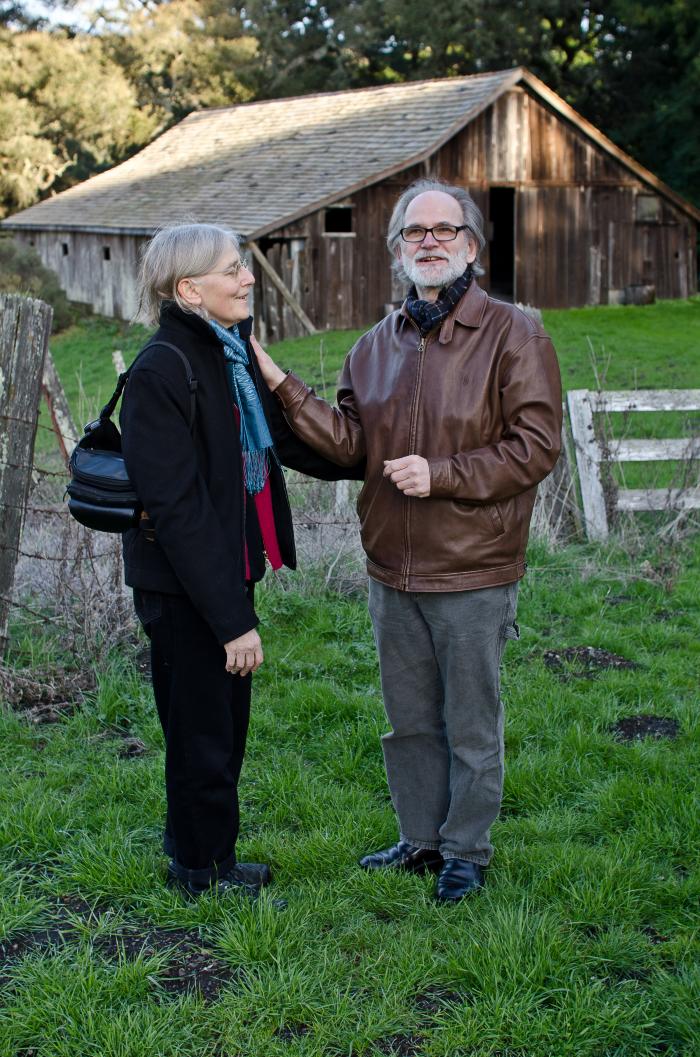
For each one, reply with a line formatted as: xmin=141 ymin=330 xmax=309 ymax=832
xmin=1 ymin=537 xmax=699 ymax=1055
xmin=45 ymin=300 xmax=700 ymax=478
xmin=48 ymin=298 xmax=700 ymax=416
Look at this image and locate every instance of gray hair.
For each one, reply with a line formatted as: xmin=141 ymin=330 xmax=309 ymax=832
xmin=136 ymin=223 xmax=240 ymax=325
xmin=386 ymin=178 xmax=486 ymax=279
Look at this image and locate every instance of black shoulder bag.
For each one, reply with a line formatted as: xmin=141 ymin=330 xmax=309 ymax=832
xmin=66 ymin=341 xmax=197 ymax=533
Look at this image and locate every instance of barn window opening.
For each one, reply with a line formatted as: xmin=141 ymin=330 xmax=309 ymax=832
xmin=62 ymin=243 xmax=69 ymax=256
xmin=636 ymin=194 xmax=660 ymax=223
xmin=488 ymin=187 xmax=515 ymax=302
xmin=103 ymin=246 xmax=111 ymax=261
xmin=324 ymin=206 xmax=354 ymax=234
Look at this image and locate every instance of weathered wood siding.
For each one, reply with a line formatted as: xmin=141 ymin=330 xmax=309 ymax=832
xmin=253 ymin=167 xmax=424 ymax=342
xmin=11 ymin=84 xmax=697 ymax=335
xmin=431 ymin=88 xmax=697 ymax=308
xmin=12 ymin=230 xmax=144 ymax=320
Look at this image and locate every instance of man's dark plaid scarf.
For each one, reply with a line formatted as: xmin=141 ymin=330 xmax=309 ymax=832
xmin=406 ymin=265 xmax=473 ymax=336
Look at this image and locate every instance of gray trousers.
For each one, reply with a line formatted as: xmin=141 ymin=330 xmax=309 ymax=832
xmin=367 ymin=578 xmax=519 ymax=865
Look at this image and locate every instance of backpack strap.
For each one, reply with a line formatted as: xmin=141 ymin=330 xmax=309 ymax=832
xmin=97 ymin=341 xmax=198 ymax=432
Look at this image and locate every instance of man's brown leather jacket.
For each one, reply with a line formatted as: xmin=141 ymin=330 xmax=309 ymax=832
xmin=275 ymin=281 xmax=562 ymax=592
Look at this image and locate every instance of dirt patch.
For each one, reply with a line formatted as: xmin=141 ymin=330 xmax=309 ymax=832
xmin=56 ymin=893 xmax=101 ymax=916
xmin=0 ymin=926 xmax=78 ymax=961
xmin=133 ymin=647 xmax=152 ymax=680
xmin=609 ymin=715 xmax=680 ymax=742
xmin=273 ymin=1024 xmax=310 ymax=1042
xmin=413 ymin=986 xmax=465 ymax=1014
xmin=1 ymin=898 xmax=237 ymax=1003
xmin=118 ymin=736 xmax=147 ymax=758
xmin=543 ymin=645 xmax=640 ymax=677
xmin=642 ymin=926 xmax=670 ymax=944
xmin=97 ymin=926 xmax=237 ymax=1001
xmin=372 ymin=1035 xmax=425 ymax=1056
xmin=0 ymin=664 xmax=94 ymax=721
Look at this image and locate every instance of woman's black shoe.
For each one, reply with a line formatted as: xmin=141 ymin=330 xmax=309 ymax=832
xmin=167 ymin=860 xmax=271 ymax=898
xmin=435 ymin=858 xmax=484 ymax=901
xmin=359 ymin=840 xmax=444 ymax=874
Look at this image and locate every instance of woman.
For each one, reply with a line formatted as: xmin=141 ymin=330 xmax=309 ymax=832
xmin=121 ymin=223 xmax=358 ymax=898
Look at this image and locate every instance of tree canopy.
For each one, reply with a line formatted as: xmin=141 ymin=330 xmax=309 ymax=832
xmin=1 ymin=0 xmax=698 ymax=220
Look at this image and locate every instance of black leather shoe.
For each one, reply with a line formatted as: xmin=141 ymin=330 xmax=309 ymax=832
xmin=435 ymin=858 xmax=485 ymax=902
xmin=359 ymin=840 xmax=444 ymax=874
xmin=167 ymin=860 xmax=272 ymax=898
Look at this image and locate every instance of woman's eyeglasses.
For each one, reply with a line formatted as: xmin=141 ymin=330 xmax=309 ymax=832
xmin=191 ymin=257 xmax=250 ymax=281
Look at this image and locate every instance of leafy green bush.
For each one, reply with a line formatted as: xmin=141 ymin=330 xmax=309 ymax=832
xmin=0 ymin=235 xmax=78 ymax=332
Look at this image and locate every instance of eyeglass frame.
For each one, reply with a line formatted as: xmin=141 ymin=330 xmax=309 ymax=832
xmin=189 ymin=256 xmax=251 ymax=281
xmin=399 ymin=224 xmax=470 ymax=243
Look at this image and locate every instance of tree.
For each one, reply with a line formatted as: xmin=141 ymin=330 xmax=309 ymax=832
xmin=584 ymin=0 xmax=700 ymax=205
xmin=101 ymin=0 xmax=257 ymax=121
xmin=0 ymin=28 xmax=158 ymax=215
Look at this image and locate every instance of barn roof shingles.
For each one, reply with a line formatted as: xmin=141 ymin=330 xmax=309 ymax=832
xmin=5 ymin=67 xmax=698 ymax=234
xmin=2 ymin=70 xmax=517 ymax=235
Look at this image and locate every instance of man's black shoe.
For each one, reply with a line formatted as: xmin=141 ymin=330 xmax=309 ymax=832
xmin=167 ymin=860 xmax=272 ymax=898
xmin=359 ymin=840 xmax=444 ymax=874
xmin=435 ymin=858 xmax=484 ymax=902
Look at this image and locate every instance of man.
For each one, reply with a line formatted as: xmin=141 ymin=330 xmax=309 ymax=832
xmin=252 ymin=178 xmax=562 ymax=901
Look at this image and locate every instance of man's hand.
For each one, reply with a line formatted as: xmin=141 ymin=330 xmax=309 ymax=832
xmin=250 ymin=334 xmax=287 ymax=391
xmin=224 ymin=629 xmax=263 ymax=677
xmin=383 ymin=455 xmax=431 ymax=498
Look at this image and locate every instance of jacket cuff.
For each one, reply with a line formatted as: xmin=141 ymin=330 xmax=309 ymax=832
xmin=275 ymin=371 xmax=310 ymax=408
xmin=427 ymin=456 xmax=454 ymax=497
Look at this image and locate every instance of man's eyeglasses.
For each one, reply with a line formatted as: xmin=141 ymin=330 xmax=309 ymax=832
xmin=400 ymin=225 xmax=468 ymax=243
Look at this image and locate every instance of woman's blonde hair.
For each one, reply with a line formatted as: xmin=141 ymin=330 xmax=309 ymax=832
xmin=136 ymin=223 xmax=240 ymax=325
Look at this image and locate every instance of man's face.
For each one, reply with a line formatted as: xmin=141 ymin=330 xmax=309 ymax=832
xmin=397 ymin=190 xmax=477 ymax=291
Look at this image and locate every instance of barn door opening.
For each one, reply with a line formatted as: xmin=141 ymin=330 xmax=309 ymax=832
xmin=488 ymin=187 xmax=515 ymax=301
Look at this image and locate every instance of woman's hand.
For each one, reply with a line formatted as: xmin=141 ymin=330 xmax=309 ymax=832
xmin=250 ymin=334 xmax=287 ymax=391
xmin=224 ymin=629 xmax=263 ymax=676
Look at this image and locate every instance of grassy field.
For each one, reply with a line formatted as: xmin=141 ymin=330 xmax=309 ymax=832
xmin=1 ymin=535 xmax=699 ymax=1056
xmin=48 ymin=298 xmax=700 ymax=420
xmin=44 ymin=299 xmax=700 ymax=490
xmin=5 ymin=298 xmax=698 ymax=1053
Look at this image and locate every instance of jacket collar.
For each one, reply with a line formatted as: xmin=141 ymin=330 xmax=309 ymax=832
xmin=399 ymin=281 xmax=488 ymax=343
xmin=159 ymin=302 xmax=254 ymax=347
xmin=438 ymin=280 xmax=488 ymax=343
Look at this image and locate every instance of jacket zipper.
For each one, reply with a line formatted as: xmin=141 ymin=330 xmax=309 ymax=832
xmin=400 ymin=323 xmax=428 ymax=591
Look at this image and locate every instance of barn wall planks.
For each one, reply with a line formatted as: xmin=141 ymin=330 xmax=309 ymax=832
xmin=12 ymin=230 xmax=144 ymax=320
xmin=11 ymin=86 xmax=697 ymax=337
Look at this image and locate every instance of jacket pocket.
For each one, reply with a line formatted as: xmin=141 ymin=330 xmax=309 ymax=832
xmin=133 ymin=589 xmax=163 ymax=628
xmin=486 ymin=502 xmax=505 ymax=537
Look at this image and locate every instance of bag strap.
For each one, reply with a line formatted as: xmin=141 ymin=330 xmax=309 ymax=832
xmin=97 ymin=340 xmax=198 ymax=431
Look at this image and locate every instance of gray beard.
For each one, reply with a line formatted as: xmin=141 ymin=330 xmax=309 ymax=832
xmin=402 ymin=247 xmax=471 ymax=295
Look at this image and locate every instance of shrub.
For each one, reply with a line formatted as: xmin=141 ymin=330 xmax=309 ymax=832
xmin=0 ymin=235 xmax=78 ymax=332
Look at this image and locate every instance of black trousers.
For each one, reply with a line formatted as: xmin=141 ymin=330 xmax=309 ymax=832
xmin=134 ymin=587 xmax=253 ymax=884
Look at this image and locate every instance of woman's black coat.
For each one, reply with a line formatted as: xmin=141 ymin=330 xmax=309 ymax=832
xmin=120 ymin=304 xmax=363 ymax=645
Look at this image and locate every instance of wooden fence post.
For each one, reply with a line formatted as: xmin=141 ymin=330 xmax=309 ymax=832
xmin=0 ymin=294 xmax=53 ymax=658
xmin=567 ymin=389 xmax=608 ymax=540
xmin=42 ymin=348 xmax=78 ymax=467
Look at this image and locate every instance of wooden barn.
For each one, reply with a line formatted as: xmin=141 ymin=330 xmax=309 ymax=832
xmin=3 ymin=67 xmax=698 ymax=342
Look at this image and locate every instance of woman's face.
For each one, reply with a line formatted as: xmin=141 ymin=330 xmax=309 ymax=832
xmin=180 ymin=244 xmax=255 ymax=328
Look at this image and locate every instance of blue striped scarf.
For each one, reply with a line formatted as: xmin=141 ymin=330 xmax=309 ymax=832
xmin=208 ymin=319 xmax=273 ymax=495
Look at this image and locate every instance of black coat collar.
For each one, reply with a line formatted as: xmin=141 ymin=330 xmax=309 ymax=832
xmin=159 ymin=302 xmax=253 ymax=346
